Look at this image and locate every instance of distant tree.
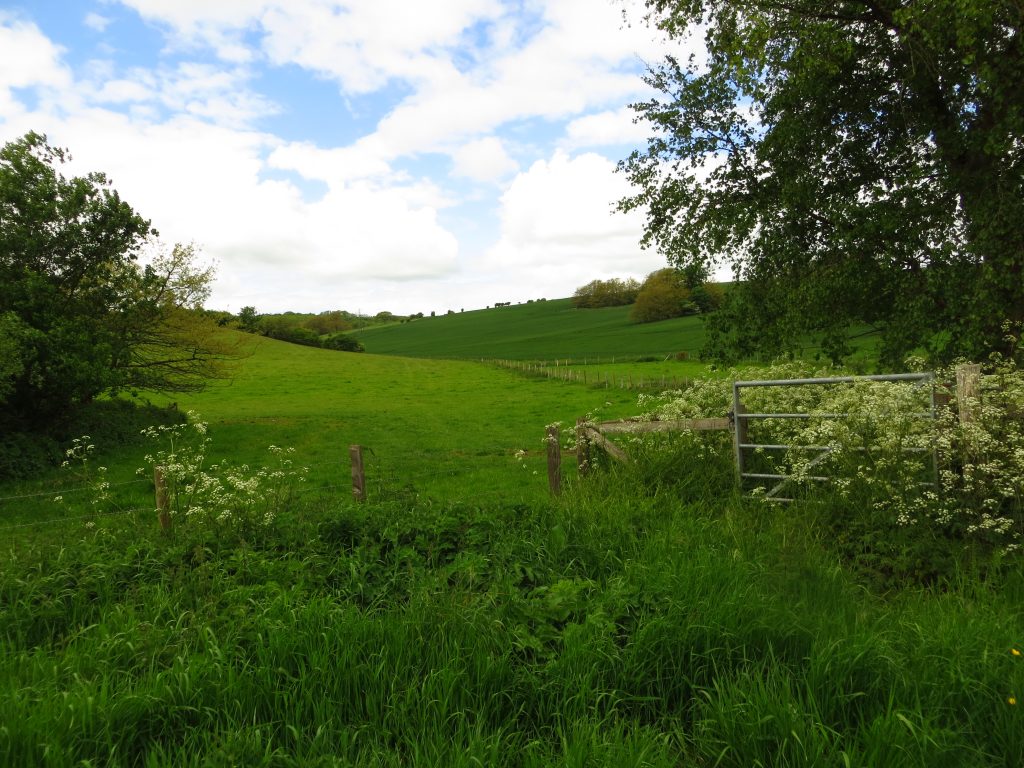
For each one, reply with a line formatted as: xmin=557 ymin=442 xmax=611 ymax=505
xmin=572 ymin=278 xmax=642 ymax=308
xmin=0 ymin=132 xmax=235 ymax=432
xmin=689 ymin=283 xmax=726 ymax=314
xmin=630 ymin=269 xmax=699 ymax=324
xmin=304 ymin=310 xmax=352 ymax=335
xmin=322 ymin=333 xmax=365 ymax=352
xmin=237 ymin=306 xmax=261 ymax=333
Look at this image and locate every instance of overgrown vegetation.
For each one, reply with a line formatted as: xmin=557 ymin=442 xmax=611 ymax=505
xmin=637 ymin=332 xmax=1024 ymax=586
xmin=621 ymin=1 xmax=1024 ymax=365
xmin=3 ymin=415 xmax=1024 ymax=765
xmin=0 ymin=133 xmax=240 ymax=473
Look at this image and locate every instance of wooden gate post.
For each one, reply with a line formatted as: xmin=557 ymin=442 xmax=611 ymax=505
xmin=154 ymin=466 xmax=171 ymax=533
xmin=956 ymin=363 xmax=982 ymax=425
xmin=349 ymin=444 xmax=366 ymax=503
xmin=546 ymin=425 xmax=562 ymax=495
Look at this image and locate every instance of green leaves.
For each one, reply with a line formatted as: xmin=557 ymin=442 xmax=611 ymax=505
xmin=0 ymin=134 xmax=232 ymax=435
xmin=622 ymin=1 xmax=1024 ymax=366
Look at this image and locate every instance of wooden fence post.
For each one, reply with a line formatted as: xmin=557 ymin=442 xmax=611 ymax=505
xmin=546 ymin=425 xmax=562 ymax=495
xmin=956 ymin=363 xmax=982 ymax=425
xmin=576 ymin=419 xmax=592 ymax=477
xmin=349 ymin=444 xmax=366 ymax=503
xmin=154 ymin=466 xmax=171 ymax=533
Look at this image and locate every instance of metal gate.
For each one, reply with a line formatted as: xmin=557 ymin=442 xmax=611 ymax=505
xmin=731 ymin=372 xmax=937 ymax=501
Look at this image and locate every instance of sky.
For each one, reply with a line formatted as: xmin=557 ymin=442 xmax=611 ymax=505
xmin=0 ymin=0 xmax=702 ymax=316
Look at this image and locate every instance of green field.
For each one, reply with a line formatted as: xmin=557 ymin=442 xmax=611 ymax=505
xmin=3 ymin=333 xmax=1024 ymax=766
xmin=352 ymin=298 xmax=708 ymax=361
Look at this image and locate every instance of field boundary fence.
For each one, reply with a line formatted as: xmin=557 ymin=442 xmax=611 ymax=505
xmin=489 ymin=358 xmax=692 ymax=391
xmin=545 ymin=365 xmax=985 ymax=501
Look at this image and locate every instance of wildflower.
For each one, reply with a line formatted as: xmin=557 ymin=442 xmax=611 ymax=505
xmin=1009 ymin=697 xmax=1017 ymax=706
xmin=1013 ymin=648 xmax=1022 ymax=657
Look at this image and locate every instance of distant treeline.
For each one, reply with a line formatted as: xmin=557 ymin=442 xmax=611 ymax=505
xmin=573 ymin=271 xmax=726 ymax=323
xmin=205 ymin=307 xmax=403 ymax=352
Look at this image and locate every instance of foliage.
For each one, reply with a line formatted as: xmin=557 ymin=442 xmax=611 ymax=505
xmin=0 ymin=132 xmax=235 ymax=432
xmin=638 ymin=347 xmax=1024 ymax=580
xmin=621 ymin=1 xmax=1024 ymax=366
xmin=260 ymin=318 xmax=323 ymax=348
xmin=3 ymin=464 xmax=1024 ymax=764
xmin=236 ymin=305 xmax=260 ymax=333
xmin=138 ymin=412 xmax=307 ymax=542
xmin=322 ymin=332 xmax=365 ymax=352
xmin=0 ymin=311 xmax=26 ymax=405
xmin=630 ymin=268 xmax=698 ymax=323
xmin=571 ymin=277 xmax=641 ymax=308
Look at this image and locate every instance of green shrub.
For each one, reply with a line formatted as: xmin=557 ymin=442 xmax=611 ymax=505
xmin=0 ymin=431 xmax=60 ymax=480
xmin=323 ymin=332 xmax=365 ymax=352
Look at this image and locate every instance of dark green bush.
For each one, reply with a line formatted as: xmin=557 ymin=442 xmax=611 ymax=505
xmin=323 ymin=332 xmax=365 ymax=352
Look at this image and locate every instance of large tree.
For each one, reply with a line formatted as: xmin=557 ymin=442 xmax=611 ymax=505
xmin=0 ymin=132 xmax=236 ymax=431
xmin=620 ymin=1 xmax=1024 ymax=365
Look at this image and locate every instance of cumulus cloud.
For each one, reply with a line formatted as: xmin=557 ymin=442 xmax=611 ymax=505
xmin=450 ymin=137 xmax=518 ymax=183
xmin=0 ymin=1 xmax=691 ymax=313
xmin=563 ymin=107 xmax=652 ymax=149
xmin=483 ymin=150 xmax=663 ymax=291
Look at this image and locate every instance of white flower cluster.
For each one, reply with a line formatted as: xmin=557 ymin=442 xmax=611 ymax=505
xmin=638 ymin=341 xmax=1024 ymax=553
xmin=138 ymin=412 xmax=307 ymax=537
xmin=58 ymin=434 xmax=110 ymax=510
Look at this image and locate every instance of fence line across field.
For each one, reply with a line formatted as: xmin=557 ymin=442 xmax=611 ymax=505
xmin=3 ymin=365 xmax=987 ymax=537
xmin=489 ymin=358 xmax=693 ymax=391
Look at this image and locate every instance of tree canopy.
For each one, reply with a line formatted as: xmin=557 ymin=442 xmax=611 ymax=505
xmin=0 ymin=132 xmax=237 ymax=432
xmin=571 ymin=278 xmax=642 ymax=308
xmin=630 ymin=268 xmax=699 ymax=323
xmin=620 ymin=1 xmax=1024 ymax=365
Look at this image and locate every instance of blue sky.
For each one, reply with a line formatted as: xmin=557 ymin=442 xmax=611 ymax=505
xmin=0 ymin=0 xmax=700 ymax=314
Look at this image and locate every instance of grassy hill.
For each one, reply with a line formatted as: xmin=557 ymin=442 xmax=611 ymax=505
xmin=4 ymin=333 xmax=1023 ymax=766
xmin=352 ymin=298 xmax=708 ymax=360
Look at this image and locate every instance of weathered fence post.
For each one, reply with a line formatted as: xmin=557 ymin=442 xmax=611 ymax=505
xmin=576 ymin=419 xmax=592 ymax=477
xmin=546 ymin=425 xmax=562 ymax=495
xmin=956 ymin=363 xmax=982 ymax=425
xmin=154 ymin=466 xmax=171 ymax=533
xmin=349 ymin=444 xmax=366 ymax=503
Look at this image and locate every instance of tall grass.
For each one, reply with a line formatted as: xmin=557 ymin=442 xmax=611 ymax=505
xmin=3 ymin=445 xmax=1023 ymax=766
xmin=4 ymin=335 xmax=1023 ymax=765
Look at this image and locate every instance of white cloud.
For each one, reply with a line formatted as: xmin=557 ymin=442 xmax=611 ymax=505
xmin=0 ymin=2 xmax=692 ymax=313
xmin=563 ymin=107 xmax=652 ymax=149
xmin=81 ymin=62 xmax=279 ymax=128
xmin=0 ymin=14 xmax=72 ymax=92
xmin=450 ymin=137 xmax=518 ymax=183
xmin=84 ymin=12 xmax=112 ymax=32
xmin=483 ymin=150 xmax=663 ymax=294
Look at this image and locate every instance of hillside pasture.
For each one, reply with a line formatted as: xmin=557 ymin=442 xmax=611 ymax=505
xmin=3 ymin=334 xmax=1024 ymax=766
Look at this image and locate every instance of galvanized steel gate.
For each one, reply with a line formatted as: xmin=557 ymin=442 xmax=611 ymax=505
xmin=731 ymin=373 xmax=938 ymax=501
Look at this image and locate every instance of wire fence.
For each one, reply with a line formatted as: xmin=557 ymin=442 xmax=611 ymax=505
xmin=488 ymin=358 xmax=695 ymax=392
xmin=0 ymin=444 xmax=555 ymax=539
